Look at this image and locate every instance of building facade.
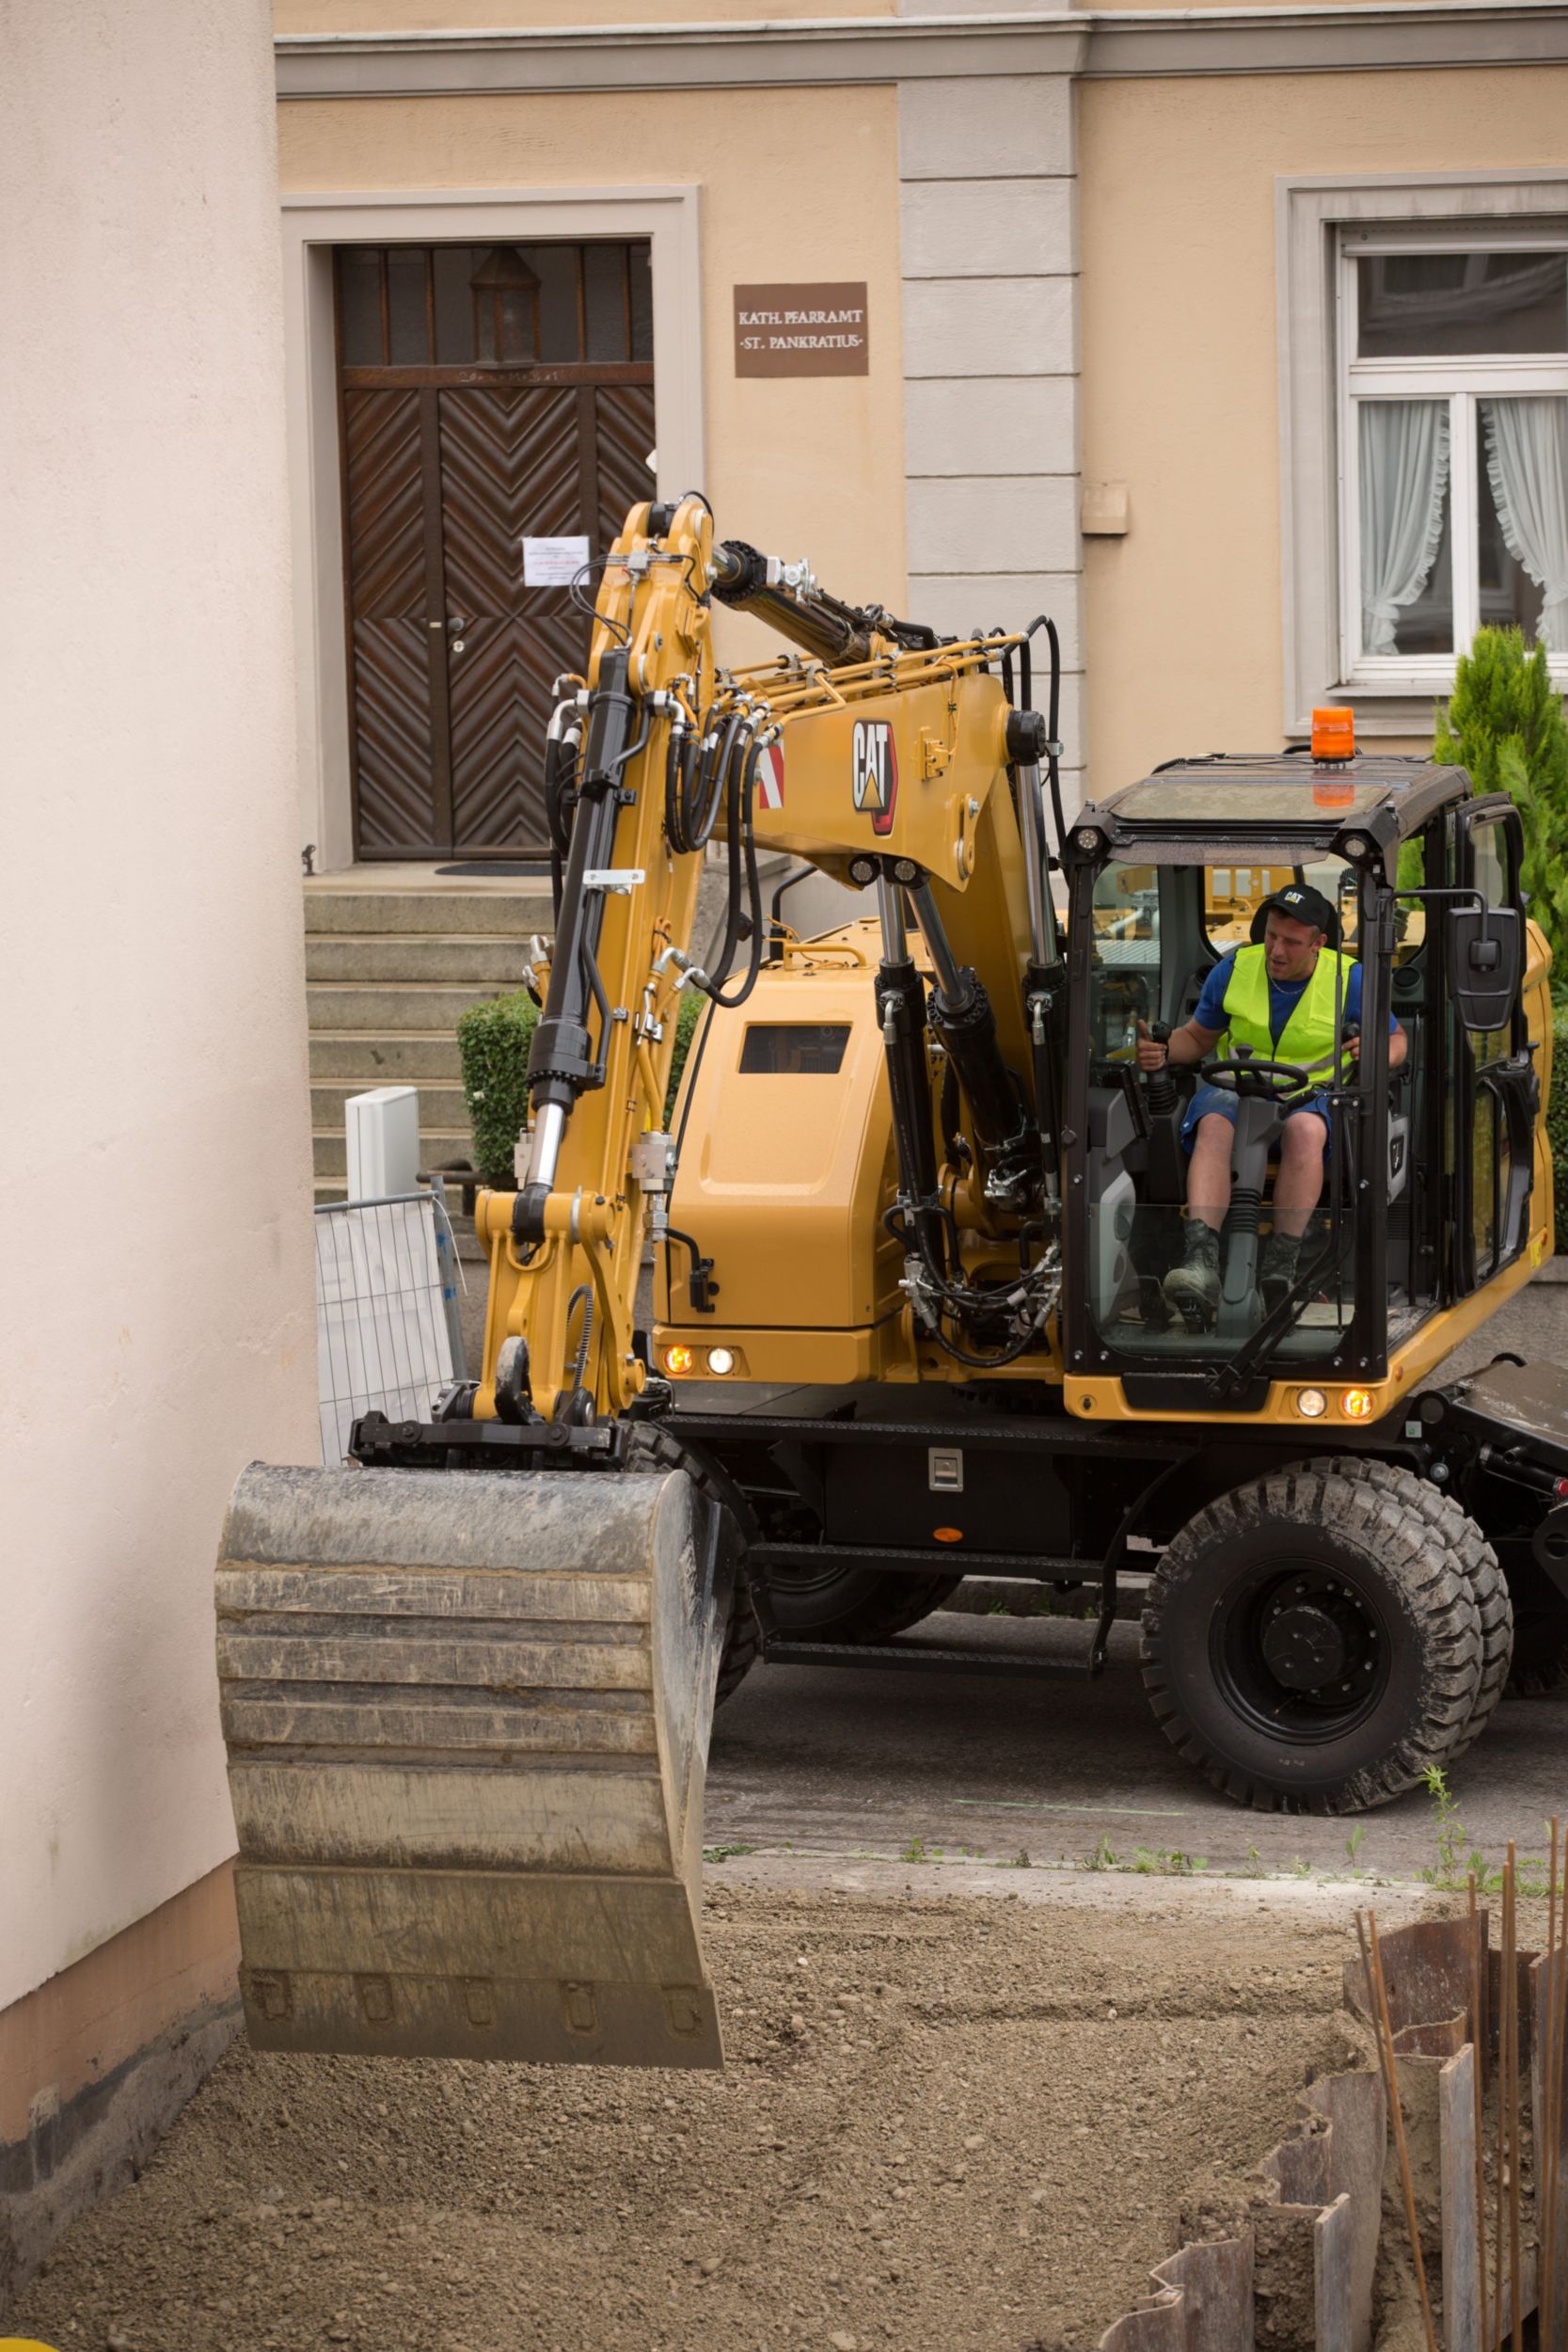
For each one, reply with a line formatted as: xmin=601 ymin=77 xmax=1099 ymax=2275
xmin=2 ymin=0 xmax=317 ymax=2305
xmin=274 ymin=0 xmax=1568 ymax=877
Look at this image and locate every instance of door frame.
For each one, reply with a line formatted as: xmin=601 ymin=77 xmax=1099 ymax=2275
xmin=281 ymin=185 xmax=705 ymax=875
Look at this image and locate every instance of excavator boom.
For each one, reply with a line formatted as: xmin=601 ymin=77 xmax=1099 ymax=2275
xmin=217 ymin=495 xmax=1041 ymax=2068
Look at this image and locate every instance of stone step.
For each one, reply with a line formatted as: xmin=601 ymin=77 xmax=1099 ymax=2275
xmin=304 ymin=882 xmax=553 ymax=936
xmin=314 ymin=1126 xmax=472 ymax=1180
xmin=308 ymin=1031 xmax=464 ymax=1083
xmin=311 ymin=1079 xmax=468 ymax=1130
xmin=308 ymin=981 xmax=508 ymax=1031
xmin=306 ymin=933 xmax=534 ymax=985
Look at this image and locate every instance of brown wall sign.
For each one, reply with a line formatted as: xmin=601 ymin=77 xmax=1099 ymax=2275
xmin=734 ymin=283 xmax=869 ymax=378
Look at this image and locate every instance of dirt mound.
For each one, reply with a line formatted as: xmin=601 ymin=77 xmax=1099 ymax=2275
xmin=16 ymin=1883 xmax=1358 ymax=2352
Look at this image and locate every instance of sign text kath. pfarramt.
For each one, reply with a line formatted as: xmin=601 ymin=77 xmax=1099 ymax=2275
xmin=733 ymin=283 xmax=869 ymax=379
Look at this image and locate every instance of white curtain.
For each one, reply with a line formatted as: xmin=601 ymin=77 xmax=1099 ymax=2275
xmin=1359 ymin=400 xmax=1450 ymax=656
xmin=1481 ymin=396 xmax=1568 ymax=653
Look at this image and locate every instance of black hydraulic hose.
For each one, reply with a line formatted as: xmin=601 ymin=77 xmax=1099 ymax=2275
xmin=705 ymin=734 xmax=766 ymax=1010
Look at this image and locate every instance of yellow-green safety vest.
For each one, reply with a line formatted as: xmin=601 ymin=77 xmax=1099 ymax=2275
xmin=1218 ymin=943 xmax=1357 ymax=1097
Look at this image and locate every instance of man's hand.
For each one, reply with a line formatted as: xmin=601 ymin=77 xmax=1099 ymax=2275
xmin=1135 ymin=1018 xmax=1166 ymax=1072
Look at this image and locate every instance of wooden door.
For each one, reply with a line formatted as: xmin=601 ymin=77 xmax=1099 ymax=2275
xmin=337 ymin=243 xmax=656 ymax=862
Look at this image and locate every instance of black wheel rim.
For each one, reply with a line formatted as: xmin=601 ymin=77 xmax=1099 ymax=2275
xmin=1209 ymin=1556 xmax=1392 ymax=1743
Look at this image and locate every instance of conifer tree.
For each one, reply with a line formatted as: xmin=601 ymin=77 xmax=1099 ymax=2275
xmin=1433 ymin=627 xmax=1568 ymax=985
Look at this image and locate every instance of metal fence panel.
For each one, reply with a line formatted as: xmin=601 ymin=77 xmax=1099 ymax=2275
xmin=315 ymin=1192 xmax=460 ymax=1466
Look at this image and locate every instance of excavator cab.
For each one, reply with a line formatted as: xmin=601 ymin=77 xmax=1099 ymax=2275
xmin=1061 ymin=754 xmax=1547 ymax=1413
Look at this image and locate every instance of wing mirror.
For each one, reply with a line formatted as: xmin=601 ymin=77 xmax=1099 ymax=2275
xmin=1446 ymin=902 xmax=1522 ymax=1032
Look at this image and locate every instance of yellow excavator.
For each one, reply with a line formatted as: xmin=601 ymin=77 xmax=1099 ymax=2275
xmin=217 ymin=493 xmax=1565 ymax=2074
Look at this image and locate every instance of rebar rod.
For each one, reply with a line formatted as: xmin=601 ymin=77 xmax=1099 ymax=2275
xmin=1506 ymin=1845 xmax=1523 ymax=2352
xmin=1472 ymin=1877 xmax=1492 ymax=2352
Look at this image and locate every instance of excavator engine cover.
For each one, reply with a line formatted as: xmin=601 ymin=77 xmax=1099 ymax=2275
xmin=215 ymin=1460 xmax=731 ymax=2069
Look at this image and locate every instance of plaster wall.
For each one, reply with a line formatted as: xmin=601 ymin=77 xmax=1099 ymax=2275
xmin=1077 ymin=62 xmax=1568 ymax=797
xmin=1 ymin=0 xmax=316 ymax=2013
xmin=278 ymin=0 xmax=893 ymax=27
xmin=277 ymin=87 xmax=908 ymax=684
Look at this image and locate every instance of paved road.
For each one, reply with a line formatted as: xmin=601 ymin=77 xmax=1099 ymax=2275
xmin=708 ymin=1273 xmax=1568 ymax=1892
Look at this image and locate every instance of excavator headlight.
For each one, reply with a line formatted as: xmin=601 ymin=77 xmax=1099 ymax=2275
xmin=1342 ymin=1388 xmax=1376 ymax=1421
xmin=892 ymin=857 xmax=921 ymax=886
xmin=847 ymin=855 xmax=879 ymax=888
xmin=705 ymin=1347 xmax=736 ymax=1376
xmin=1074 ymin=828 xmax=1101 ymax=853
xmin=1295 ymin=1387 xmax=1328 ymax=1419
xmin=664 ymin=1343 xmax=695 ymax=1375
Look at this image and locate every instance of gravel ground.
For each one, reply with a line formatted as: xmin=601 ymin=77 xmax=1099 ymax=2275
xmin=15 ymin=1886 xmax=1361 ymax=2352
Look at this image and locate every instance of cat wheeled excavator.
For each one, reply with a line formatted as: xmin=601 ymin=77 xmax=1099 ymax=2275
xmin=218 ymin=493 xmax=1568 ymax=2075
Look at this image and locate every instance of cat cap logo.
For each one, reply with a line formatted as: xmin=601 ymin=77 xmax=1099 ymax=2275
xmin=851 ymin=720 xmax=898 ymax=837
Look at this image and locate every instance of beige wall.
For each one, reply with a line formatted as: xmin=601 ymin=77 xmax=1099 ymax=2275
xmin=2 ymin=0 xmax=316 ymax=2017
xmin=279 ymin=0 xmax=890 ymax=24
xmin=1078 ymin=63 xmax=1568 ymax=797
xmin=277 ymin=87 xmax=908 ymax=674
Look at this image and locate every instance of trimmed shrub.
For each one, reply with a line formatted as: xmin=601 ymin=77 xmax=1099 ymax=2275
xmin=1433 ymin=626 xmax=1568 ymax=985
xmin=455 ymin=983 xmax=708 ymax=1190
xmin=457 ymin=990 xmax=538 ymax=1190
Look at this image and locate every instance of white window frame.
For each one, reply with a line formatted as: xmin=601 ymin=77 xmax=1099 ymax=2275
xmin=1336 ymin=226 xmax=1568 ymax=691
xmin=1277 ymin=171 xmax=1568 ymax=740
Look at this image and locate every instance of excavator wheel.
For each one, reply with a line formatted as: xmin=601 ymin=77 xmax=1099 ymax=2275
xmin=1306 ymin=1455 xmax=1510 ymax=1757
xmin=1141 ymin=1460 xmax=1485 ymax=1813
xmin=216 ymin=1448 xmax=747 ymax=2072
xmin=761 ymin=1559 xmax=965 ymax=1645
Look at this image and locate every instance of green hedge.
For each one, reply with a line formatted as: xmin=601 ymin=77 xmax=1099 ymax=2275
xmin=455 ymin=985 xmax=706 ymax=1191
xmin=457 ymin=990 xmax=539 ymax=1189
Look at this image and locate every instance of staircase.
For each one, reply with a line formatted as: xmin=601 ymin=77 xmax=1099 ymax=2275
xmin=305 ymin=873 xmax=554 ymax=1207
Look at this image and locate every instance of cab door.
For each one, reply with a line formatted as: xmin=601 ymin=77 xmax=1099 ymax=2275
xmin=1452 ymin=798 xmax=1536 ymax=1294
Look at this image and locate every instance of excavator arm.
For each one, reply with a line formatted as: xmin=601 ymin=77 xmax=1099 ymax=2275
xmin=216 ymin=495 xmax=1063 ymax=2070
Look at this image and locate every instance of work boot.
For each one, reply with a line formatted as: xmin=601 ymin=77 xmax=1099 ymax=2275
xmin=1163 ymin=1219 xmax=1221 ymax=1326
xmin=1259 ymin=1228 xmax=1302 ymax=1311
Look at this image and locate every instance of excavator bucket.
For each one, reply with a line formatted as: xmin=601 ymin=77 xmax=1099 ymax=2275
xmin=215 ymin=1460 xmax=731 ymax=2070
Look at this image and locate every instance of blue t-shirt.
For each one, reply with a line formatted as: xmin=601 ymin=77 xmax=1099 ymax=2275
xmin=1193 ymin=952 xmax=1395 ymax=1044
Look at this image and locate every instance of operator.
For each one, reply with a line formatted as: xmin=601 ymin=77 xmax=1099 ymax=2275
xmin=1134 ymin=882 xmax=1406 ymax=1317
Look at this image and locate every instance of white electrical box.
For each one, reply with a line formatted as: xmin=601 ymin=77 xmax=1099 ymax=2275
xmin=345 ymin=1086 xmax=420 ymax=1201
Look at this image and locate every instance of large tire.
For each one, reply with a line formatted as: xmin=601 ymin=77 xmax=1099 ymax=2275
xmin=1508 ymin=1611 xmax=1568 ymax=1697
xmin=1141 ymin=1461 xmax=1485 ymax=1814
xmin=626 ymin=1425 xmax=759 ymax=1709
xmin=1309 ymin=1456 xmax=1510 ymax=1758
xmin=762 ymin=1557 xmax=965 ymax=1644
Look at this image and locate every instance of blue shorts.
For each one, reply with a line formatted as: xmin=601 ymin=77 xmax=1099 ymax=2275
xmin=1180 ymin=1083 xmax=1333 ymax=1153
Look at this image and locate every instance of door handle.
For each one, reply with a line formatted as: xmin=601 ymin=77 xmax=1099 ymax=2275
xmin=445 ymin=616 xmax=467 ymax=656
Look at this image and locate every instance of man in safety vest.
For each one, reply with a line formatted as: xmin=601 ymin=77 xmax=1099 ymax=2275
xmin=1135 ymin=882 xmax=1406 ymax=1318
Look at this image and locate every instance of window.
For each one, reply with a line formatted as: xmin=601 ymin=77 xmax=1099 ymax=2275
xmin=336 ymin=242 xmax=655 ymax=370
xmin=1338 ymin=233 xmax=1568 ymax=684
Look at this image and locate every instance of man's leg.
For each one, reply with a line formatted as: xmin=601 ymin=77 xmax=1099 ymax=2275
xmin=1261 ymin=1110 xmax=1328 ymax=1296
xmin=1164 ymin=1110 xmax=1234 ymax=1321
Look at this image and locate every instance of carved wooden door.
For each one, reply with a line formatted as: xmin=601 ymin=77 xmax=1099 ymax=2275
xmin=337 ymin=243 xmax=656 ymax=862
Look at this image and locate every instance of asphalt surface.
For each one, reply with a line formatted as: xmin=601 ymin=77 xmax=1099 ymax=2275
xmin=705 ymin=1271 xmax=1568 ymax=1892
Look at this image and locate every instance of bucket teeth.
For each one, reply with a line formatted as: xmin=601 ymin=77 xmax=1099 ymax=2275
xmin=216 ymin=1461 xmax=731 ymax=2069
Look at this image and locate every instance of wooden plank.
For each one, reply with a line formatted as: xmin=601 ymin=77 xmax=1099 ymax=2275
xmin=1306 ymin=2069 xmax=1386 ymax=2352
xmin=1314 ymin=2193 xmax=1355 ymax=2352
xmin=1149 ymin=2235 xmax=1254 ymax=2352
xmin=1440 ymin=2042 xmax=1481 ymax=2352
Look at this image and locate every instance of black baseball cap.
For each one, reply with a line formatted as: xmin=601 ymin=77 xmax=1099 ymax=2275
xmin=1259 ymin=882 xmax=1335 ymax=933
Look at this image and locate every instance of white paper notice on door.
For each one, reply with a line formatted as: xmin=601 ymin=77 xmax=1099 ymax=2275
xmin=522 ymin=534 xmax=591 ymax=588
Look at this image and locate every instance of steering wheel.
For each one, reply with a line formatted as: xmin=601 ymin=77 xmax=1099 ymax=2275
xmin=1197 ymin=1056 xmax=1311 ymax=1098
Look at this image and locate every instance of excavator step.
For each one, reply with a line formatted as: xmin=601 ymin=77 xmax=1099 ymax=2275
xmin=216 ymin=1460 xmax=731 ymax=2070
